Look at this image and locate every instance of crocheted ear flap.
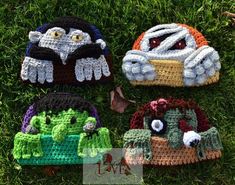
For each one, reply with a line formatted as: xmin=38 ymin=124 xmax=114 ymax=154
xmin=21 ymin=16 xmax=113 ymax=85
xmin=122 ymin=23 xmax=221 ymax=87
xmin=124 ymin=98 xmax=222 ymax=166
xmin=13 ymin=92 xmax=112 ymax=165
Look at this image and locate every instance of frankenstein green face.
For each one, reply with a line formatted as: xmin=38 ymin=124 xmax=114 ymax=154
xmin=30 ymin=108 xmax=96 ymax=142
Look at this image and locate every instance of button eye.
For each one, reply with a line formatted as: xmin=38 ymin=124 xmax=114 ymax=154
xmin=148 ymin=118 xmax=167 ymax=135
xmin=149 ymin=37 xmax=161 ymax=50
xmin=45 ymin=116 xmax=51 ymax=125
xmin=50 ymin=31 xmax=63 ymax=39
xmin=70 ymin=116 xmax=77 ymax=124
xmin=71 ymin=34 xmax=83 ymax=42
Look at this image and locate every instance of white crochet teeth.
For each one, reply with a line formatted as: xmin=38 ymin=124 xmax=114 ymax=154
xmin=21 ymin=57 xmax=53 ymax=84
xmin=75 ymin=55 xmax=111 ymax=82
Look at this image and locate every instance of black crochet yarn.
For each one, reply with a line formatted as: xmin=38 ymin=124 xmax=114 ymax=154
xmin=35 ymin=93 xmax=94 ymax=114
xmin=29 ymin=44 xmax=62 ymax=63
xmin=66 ymin=43 xmax=103 ymax=62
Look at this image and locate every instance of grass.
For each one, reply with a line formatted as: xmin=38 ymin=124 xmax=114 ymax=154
xmin=0 ymin=0 xmax=234 ymax=184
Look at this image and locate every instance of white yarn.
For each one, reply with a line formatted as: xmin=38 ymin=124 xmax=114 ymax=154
xmin=183 ymin=131 xmax=201 ymax=147
xmin=38 ymin=27 xmax=92 ymax=64
xmin=75 ymin=55 xmax=110 ymax=82
xmin=21 ymin=57 xmax=53 ymax=84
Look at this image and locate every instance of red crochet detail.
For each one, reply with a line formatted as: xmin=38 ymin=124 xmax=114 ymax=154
xmin=178 ymin=119 xmax=193 ymax=132
xmin=130 ymin=98 xmax=211 ymax=132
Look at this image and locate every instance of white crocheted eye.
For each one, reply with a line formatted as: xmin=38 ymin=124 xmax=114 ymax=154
xmin=151 ymin=120 xmax=164 ymax=132
xmin=71 ymin=34 xmax=83 ymax=42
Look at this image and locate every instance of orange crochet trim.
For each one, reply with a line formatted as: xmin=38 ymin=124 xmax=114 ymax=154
xmin=132 ymin=32 xmax=145 ymax=50
xmin=178 ymin=24 xmax=208 ymax=48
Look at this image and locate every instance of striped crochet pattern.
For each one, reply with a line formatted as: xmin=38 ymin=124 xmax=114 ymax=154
xmin=13 ymin=93 xmax=112 ymax=165
xmin=20 ymin=16 xmax=112 ymax=85
xmin=122 ymin=23 xmax=221 ymax=87
xmin=123 ymin=98 xmax=222 ymax=166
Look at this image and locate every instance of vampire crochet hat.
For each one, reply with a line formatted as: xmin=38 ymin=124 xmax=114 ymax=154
xmin=20 ymin=16 xmax=112 ymax=85
xmin=13 ymin=93 xmax=112 ymax=165
xmin=122 ymin=23 xmax=221 ymax=87
xmin=123 ymin=98 xmax=222 ymax=166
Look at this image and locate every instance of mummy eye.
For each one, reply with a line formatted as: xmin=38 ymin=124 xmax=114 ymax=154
xmin=50 ymin=31 xmax=63 ymax=39
xmin=170 ymin=39 xmax=186 ymax=50
xmin=71 ymin=34 xmax=83 ymax=42
xmin=148 ymin=118 xmax=167 ymax=135
xmin=149 ymin=37 xmax=161 ymax=50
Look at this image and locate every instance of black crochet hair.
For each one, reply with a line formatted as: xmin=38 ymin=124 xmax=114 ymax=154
xmin=34 ymin=93 xmax=94 ymax=114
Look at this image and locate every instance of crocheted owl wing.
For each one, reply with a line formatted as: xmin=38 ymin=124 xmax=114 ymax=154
xmin=21 ymin=16 xmax=113 ymax=85
xmin=122 ymin=23 xmax=221 ymax=87
xmin=21 ymin=92 xmax=101 ymax=133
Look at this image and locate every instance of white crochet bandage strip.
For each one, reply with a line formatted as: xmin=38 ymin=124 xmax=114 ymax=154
xmin=183 ymin=46 xmax=220 ymax=86
xmin=140 ymin=24 xmax=196 ymax=62
xmin=145 ymin=23 xmax=178 ymax=33
xmin=21 ymin=57 xmax=53 ymax=84
xmin=122 ymin=51 xmax=156 ymax=81
xmin=75 ymin=55 xmax=110 ymax=82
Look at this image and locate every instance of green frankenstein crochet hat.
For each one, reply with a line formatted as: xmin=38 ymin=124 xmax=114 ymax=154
xmin=13 ymin=93 xmax=112 ymax=165
xmin=123 ymin=98 xmax=222 ymax=166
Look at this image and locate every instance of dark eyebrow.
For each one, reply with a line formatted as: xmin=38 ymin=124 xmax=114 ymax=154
xmin=66 ymin=43 xmax=103 ymax=63
xmin=29 ymin=44 xmax=62 ymax=63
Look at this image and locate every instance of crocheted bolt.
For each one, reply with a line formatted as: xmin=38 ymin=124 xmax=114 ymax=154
xmin=20 ymin=16 xmax=112 ymax=85
xmin=122 ymin=23 xmax=221 ymax=86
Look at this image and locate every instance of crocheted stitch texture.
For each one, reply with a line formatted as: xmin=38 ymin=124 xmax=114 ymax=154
xmin=123 ymin=98 xmax=222 ymax=165
xmin=13 ymin=93 xmax=112 ymax=165
xmin=122 ymin=23 xmax=221 ymax=87
xmin=20 ymin=16 xmax=112 ymax=85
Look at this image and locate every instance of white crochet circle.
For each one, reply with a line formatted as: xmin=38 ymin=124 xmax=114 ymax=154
xmin=151 ymin=120 xmax=164 ymax=132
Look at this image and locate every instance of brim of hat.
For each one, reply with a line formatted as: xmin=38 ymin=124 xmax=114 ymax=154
xmin=129 ymin=60 xmax=219 ymax=87
xmin=17 ymin=135 xmax=103 ymax=165
xmin=125 ymin=136 xmax=222 ymax=166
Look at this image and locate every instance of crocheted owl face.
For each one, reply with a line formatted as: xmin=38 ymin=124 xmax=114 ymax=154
xmin=123 ymin=98 xmax=222 ymax=166
xmin=21 ymin=16 xmax=112 ymax=85
xmin=13 ymin=93 xmax=112 ymax=165
xmin=122 ymin=23 xmax=221 ymax=87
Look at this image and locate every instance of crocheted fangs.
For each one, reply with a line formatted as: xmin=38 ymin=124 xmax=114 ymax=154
xmin=123 ymin=98 xmax=222 ymax=166
xmin=20 ymin=16 xmax=112 ymax=85
xmin=13 ymin=93 xmax=112 ymax=165
xmin=122 ymin=23 xmax=221 ymax=87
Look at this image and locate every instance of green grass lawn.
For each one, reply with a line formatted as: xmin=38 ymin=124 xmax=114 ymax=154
xmin=0 ymin=0 xmax=234 ymax=184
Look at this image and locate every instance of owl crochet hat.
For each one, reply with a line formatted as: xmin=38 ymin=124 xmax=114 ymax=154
xmin=13 ymin=93 xmax=112 ymax=165
xmin=20 ymin=16 xmax=112 ymax=85
xmin=123 ymin=98 xmax=222 ymax=166
xmin=122 ymin=23 xmax=221 ymax=87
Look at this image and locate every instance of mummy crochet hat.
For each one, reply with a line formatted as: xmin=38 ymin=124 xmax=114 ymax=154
xmin=20 ymin=16 xmax=112 ymax=85
xmin=13 ymin=93 xmax=112 ymax=165
xmin=122 ymin=23 xmax=221 ymax=87
xmin=123 ymin=98 xmax=222 ymax=166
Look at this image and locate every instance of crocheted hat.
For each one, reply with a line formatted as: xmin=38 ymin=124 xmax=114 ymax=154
xmin=123 ymin=98 xmax=222 ymax=166
xmin=20 ymin=16 xmax=112 ymax=85
xmin=13 ymin=93 xmax=112 ymax=165
xmin=122 ymin=23 xmax=221 ymax=87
